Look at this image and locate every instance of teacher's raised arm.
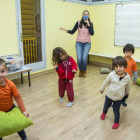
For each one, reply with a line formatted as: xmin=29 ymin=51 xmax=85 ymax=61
xmin=59 ymin=10 xmax=94 ymax=78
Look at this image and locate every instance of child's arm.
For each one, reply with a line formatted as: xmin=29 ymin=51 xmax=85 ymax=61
xmin=125 ymin=78 xmax=131 ymax=94
xmin=132 ymin=61 xmax=138 ymax=84
xmin=14 ymin=95 xmax=29 ymax=118
xmin=133 ymin=71 xmax=138 ymax=84
xmin=54 ymin=64 xmax=65 ymax=76
xmin=71 ymin=57 xmax=77 ymax=73
xmin=11 ymin=82 xmax=29 ymax=118
xmin=100 ymin=74 xmax=111 ymax=93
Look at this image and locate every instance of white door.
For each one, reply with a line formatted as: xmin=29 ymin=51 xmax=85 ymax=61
xmin=15 ymin=0 xmax=46 ymax=71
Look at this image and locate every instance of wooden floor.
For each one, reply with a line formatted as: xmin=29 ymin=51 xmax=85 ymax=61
xmin=4 ymin=65 xmax=140 ymax=140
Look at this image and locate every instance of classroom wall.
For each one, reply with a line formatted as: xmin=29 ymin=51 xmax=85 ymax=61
xmin=0 ymin=0 xmax=88 ymax=71
xmin=1 ymin=1 xmax=140 ymax=71
xmin=45 ymin=0 xmax=88 ymax=70
xmin=0 ymin=0 xmax=18 ymax=55
xmin=89 ymin=4 xmax=140 ymax=69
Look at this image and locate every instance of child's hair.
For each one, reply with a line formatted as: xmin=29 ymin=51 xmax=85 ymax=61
xmin=112 ymin=56 xmax=127 ymax=70
xmin=0 ymin=58 xmax=7 ymax=68
xmin=52 ymin=47 xmax=69 ymax=66
xmin=123 ymin=43 xmax=135 ymax=54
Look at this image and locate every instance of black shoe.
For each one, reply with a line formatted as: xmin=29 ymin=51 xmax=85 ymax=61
xmin=122 ymin=102 xmax=127 ymax=106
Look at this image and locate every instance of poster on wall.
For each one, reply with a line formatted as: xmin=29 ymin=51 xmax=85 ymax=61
xmin=115 ymin=3 xmax=140 ymax=48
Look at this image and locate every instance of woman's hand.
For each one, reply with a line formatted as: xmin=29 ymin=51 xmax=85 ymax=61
xmin=84 ymin=20 xmax=90 ymax=26
xmin=59 ymin=27 xmax=68 ymax=32
xmin=100 ymin=90 xmax=103 ymax=94
xmin=23 ymin=111 xmax=29 ymax=118
xmin=54 ymin=64 xmax=58 ymax=70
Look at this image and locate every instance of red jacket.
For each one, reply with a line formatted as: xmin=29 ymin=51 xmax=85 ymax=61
xmin=56 ymin=56 xmax=77 ymax=80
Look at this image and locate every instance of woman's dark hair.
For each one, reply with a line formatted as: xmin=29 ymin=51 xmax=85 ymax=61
xmin=52 ymin=47 xmax=69 ymax=66
xmin=112 ymin=56 xmax=127 ymax=70
xmin=79 ymin=10 xmax=93 ymax=29
xmin=123 ymin=44 xmax=134 ymax=54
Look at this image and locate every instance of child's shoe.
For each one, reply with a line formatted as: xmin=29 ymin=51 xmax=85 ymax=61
xmin=59 ymin=97 xmax=63 ymax=102
xmin=122 ymin=102 xmax=127 ymax=106
xmin=112 ymin=123 xmax=119 ymax=129
xmin=66 ymin=102 xmax=74 ymax=107
xmin=100 ymin=113 xmax=106 ymax=120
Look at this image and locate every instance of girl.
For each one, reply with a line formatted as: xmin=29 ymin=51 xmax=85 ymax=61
xmin=52 ymin=47 xmax=77 ymax=107
xmin=100 ymin=56 xmax=131 ymax=129
xmin=0 ymin=58 xmax=29 ymax=140
xmin=59 ymin=10 xmax=94 ymax=77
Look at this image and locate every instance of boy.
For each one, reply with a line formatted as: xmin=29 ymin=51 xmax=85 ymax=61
xmin=0 ymin=58 xmax=29 ymax=140
xmin=122 ymin=43 xmax=138 ymax=106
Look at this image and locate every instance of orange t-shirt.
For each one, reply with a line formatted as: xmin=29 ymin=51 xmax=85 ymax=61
xmin=0 ymin=78 xmax=20 ymax=112
xmin=124 ymin=58 xmax=137 ymax=77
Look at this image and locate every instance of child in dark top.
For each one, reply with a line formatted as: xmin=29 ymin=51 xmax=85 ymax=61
xmin=52 ymin=47 xmax=77 ymax=107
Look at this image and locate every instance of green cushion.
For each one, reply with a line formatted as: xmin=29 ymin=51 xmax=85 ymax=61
xmin=136 ymin=79 xmax=140 ymax=86
xmin=99 ymin=67 xmax=110 ymax=74
xmin=0 ymin=107 xmax=33 ymax=138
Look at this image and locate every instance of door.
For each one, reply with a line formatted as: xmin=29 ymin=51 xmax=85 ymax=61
xmin=15 ymin=0 xmax=46 ymax=71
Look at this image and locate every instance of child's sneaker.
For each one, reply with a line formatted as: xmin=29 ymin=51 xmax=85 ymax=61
xmin=59 ymin=97 xmax=63 ymax=102
xmin=112 ymin=123 xmax=119 ymax=129
xmin=66 ymin=102 xmax=74 ymax=107
xmin=100 ymin=113 xmax=106 ymax=120
xmin=122 ymin=102 xmax=127 ymax=106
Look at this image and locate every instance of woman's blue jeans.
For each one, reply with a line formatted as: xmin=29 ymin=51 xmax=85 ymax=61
xmin=75 ymin=42 xmax=91 ymax=71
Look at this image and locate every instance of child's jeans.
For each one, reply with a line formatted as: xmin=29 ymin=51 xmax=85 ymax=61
xmin=59 ymin=78 xmax=74 ymax=102
xmin=0 ymin=104 xmax=27 ymax=140
xmin=103 ymin=96 xmax=122 ymax=123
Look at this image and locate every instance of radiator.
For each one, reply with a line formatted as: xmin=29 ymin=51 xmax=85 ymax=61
xmin=0 ymin=53 xmax=21 ymax=80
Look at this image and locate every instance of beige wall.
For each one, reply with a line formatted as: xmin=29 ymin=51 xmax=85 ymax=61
xmin=1 ymin=1 xmax=140 ymax=71
xmin=45 ymin=0 xmax=88 ymax=70
xmin=0 ymin=0 xmax=18 ymax=55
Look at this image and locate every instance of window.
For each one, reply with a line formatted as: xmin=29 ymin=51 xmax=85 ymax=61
xmin=92 ymin=0 xmax=104 ymax=1
xmin=78 ymin=0 xmax=87 ymax=1
xmin=64 ymin=0 xmax=140 ymax=5
xmin=90 ymin=0 xmax=105 ymax=5
xmin=65 ymin=0 xmax=90 ymax=5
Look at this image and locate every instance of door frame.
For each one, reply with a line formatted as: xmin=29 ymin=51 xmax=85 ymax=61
xmin=15 ymin=0 xmax=47 ymax=72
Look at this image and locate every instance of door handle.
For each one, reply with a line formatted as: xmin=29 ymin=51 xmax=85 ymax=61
xmin=20 ymin=33 xmax=23 ymax=42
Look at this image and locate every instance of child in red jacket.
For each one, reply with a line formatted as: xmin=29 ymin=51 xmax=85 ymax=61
xmin=52 ymin=47 xmax=77 ymax=107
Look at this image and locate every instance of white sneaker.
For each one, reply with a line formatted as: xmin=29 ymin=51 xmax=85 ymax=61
xmin=59 ymin=97 xmax=63 ymax=102
xmin=66 ymin=102 xmax=74 ymax=107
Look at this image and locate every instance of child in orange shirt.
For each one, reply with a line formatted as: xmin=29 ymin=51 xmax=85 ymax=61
xmin=122 ymin=44 xmax=138 ymax=106
xmin=0 ymin=58 xmax=29 ymax=140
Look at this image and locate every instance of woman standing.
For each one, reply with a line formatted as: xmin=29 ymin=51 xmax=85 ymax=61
xmin=59 ymin=10 xmax=94 ymax=77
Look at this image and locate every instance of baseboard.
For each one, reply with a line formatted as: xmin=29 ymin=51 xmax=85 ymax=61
xmin=89 ymin=61 xmax=112 ymax=69
xmin=89 ymin=61 xmax=140 ymax=75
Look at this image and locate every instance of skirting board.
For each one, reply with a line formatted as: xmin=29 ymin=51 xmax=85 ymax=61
xmin=89 ymin=61 xmax=112 ymax=69
xmin=89 ymin=61 xmax=140 ymax=75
